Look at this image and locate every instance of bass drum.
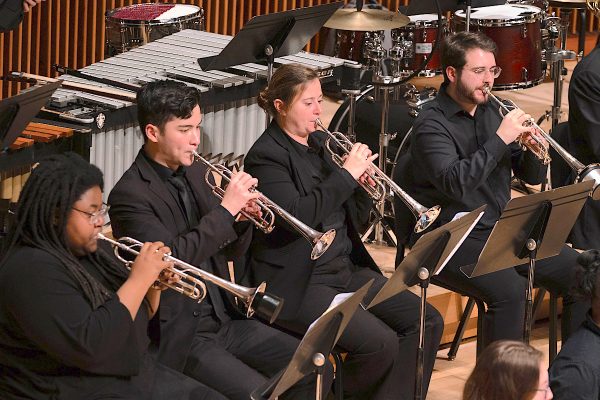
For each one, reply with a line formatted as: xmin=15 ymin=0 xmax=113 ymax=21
xmin=328 ymin=85 xmax=417 ymax=174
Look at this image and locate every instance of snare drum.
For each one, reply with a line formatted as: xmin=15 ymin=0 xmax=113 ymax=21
xmin=390 ymin=14 xmax=447 ymax=77
xmin=106 ymin=3 xmax=204 ymax=56
xmin=453 ymin=4 xmax=544 ymax=90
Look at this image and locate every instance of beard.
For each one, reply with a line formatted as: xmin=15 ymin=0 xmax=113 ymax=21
xmin=456 ymin=75 xmax=489 ymax=106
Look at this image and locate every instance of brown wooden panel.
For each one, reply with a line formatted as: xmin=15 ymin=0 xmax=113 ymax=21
xmin=1 ymin=0 xmax=598 ymax=99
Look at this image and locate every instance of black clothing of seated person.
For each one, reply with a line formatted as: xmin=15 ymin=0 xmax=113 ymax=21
xmin=393 ymin=32 xmax=588 ymax=348
xmin=108 ymin=80 xmax=328 ymax=400
xmin=242 ymin=63 xmax=444 ymax=400
xmin=0 ymin=153 xmax=224 ymax=400
xmin=550 ymin=250 xmax=600 ymax=399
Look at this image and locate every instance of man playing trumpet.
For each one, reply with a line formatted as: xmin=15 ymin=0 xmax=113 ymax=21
xmin=394 ymin=31 xmax=588 ymax=348
xmin=108 ymin=80 xmax=327 ymax=400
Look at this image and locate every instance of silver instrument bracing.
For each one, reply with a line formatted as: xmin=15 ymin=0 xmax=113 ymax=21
xmin=97 ymin=233 xmax=283 ymax=323
xmin=315 ymin=118 xmax=441 ymax=233
xmin=192 ymin=151 xmax=337 ymax=260
xmin=483 ymin=84 xmax=600 ymax=200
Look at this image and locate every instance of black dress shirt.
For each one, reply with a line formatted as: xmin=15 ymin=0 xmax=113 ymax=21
xmin=286 ymin=133 xmax=354 ymax=266
xmin=550 ymin=312 xmax=600 ymax=399
xmin=402 ymin=82 xmax=546 ymax=243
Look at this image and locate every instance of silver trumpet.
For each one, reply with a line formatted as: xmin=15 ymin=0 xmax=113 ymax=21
xmin=192 ymin=151 xmax=336 ymax=260
xmin=315 ymin=118 xmax=441 ymax=233
xmin=484 ymin=85 xmax=600 ymax=200
xmin=97 ymin=233 xmax=284 ymax=323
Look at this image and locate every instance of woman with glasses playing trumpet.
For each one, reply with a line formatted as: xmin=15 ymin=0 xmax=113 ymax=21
xmin=393 ymin=31 xmax=588 ymax=347
xmin=108 ymin=80 xmax=327 ymax=400
xmin=0 ymin=152 xmax=226 ymax=400
xmin=242 ymin=63 xmax=444 ymax=400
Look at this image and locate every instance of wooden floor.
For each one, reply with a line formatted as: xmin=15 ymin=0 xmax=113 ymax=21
xmin=327 ymin=32 xmax=598 ymax=399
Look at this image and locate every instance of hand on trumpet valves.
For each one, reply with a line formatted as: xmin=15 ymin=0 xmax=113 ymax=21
xmin=129 ymin=241 xmax=174 ymax=288
xmin=495 ymin=108 xmax=535 ymax=145
xmin=152 ymin=270 xmax=181 ymax=291
xmin=220 ymin=171 xmax=260 ymax=217
xmin=238 ymin=199 xmax=263 ymax=222
xmin=342 ymin=142 xmax=379 ymax=181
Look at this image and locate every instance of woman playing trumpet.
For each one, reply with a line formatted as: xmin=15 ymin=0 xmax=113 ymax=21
xmin=0 ymin=152 xmax=225 ymax=400
xmin=242 ymin=63 xmax=444 ymax=400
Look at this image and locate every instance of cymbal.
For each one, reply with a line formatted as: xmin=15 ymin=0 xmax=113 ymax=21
xmin=324 ymin=8 xmax=410 ymax=31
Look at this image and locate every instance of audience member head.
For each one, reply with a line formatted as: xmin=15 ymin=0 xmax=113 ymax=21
xmin=463 ymin=340 xmax=551 ymax=400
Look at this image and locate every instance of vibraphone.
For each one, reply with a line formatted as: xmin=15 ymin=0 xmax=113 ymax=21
xmin=44 ymin=29 xmax=353 ymax=199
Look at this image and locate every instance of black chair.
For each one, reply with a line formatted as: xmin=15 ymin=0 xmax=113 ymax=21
xmin=442 ymin=282 xmax=560 ymax=362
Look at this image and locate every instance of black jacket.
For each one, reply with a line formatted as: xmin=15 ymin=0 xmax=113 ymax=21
xmin=108 ymin=149 xmax=252 ymax=372
xmin=565 ymin=43 xmax=600 ymax=249
xmin=242 ymin=121 xmax=380 ymax=320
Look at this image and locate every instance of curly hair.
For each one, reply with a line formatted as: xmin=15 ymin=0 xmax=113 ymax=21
xmin=0 ymin=152 xmax=128 ymax=308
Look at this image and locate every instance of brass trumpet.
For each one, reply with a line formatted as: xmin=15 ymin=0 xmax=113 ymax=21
xmin=315 ymin=118 xmax=441 ymax=233
xmin=97 ymin=233 xmax=283 ymax=323
xmin=483 ymin=85 xmax=600 ymax=200
xmin=192 ymin=151 xmax=336 ymax=260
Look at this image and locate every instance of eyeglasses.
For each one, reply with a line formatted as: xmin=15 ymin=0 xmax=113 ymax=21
xmin=462 ymin=66 xmax=502 ymax=78
xmin=72 ymin=203 xmax=109 ymax=225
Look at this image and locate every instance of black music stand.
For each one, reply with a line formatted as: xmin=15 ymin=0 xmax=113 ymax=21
xmin=0 ymin=81 xmax=61 ymax=151
xmin=198 ymin=2 xmax=342 ymax=82
xmin=367 ymin=206 xmax=485 ymax=400
xmin=461 ymin=181 xmax=594 ymax=343
xmin=251 ymin=280 xmax=374 ymax=400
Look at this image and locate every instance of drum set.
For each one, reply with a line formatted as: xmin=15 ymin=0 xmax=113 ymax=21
xmin=321 ymin=0 xmax=581 ymax=245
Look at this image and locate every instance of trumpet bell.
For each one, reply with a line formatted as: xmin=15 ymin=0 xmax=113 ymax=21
xmin=577 ymin=164 xmax=600 ymax=201
xmin=311 ymin=229 xmax=337 ymax=260
xmin=249 ymin=282 xmax=285 ymax=324
xmin=415 ymin=205 xmax=442 ymax=233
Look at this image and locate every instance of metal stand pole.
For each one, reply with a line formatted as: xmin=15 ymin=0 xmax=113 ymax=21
xmin=415 ymin=267 xmax=430 ymax=400
xmin=523 ymin=239 xmax=537 ymax=344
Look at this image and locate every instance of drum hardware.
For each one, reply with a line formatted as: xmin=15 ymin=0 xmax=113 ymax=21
xmin=192 ymin=151 xmax=337 ymax=260
xmin=315 ymin=118 xmax=442 ymax=235
xmin=97 ymin=233 xmax=284 ymax=323
xmin=484 ymin=85 xmax=600 ymax=200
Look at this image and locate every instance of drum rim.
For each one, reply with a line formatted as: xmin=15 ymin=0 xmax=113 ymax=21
xmin=105 ymin=4 xmax=203 ymax=25
xmin=454 ymin=5 xmax=542 ymax=26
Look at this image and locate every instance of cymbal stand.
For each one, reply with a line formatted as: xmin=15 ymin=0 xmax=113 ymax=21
xmin=361 ymin=73 xmax=400 ymax=247
xmin=546 ymin=12 xmax=576 ymax=132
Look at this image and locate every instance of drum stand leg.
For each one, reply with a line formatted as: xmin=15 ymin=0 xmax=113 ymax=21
xmin=362 ymin=85 xmax=396 ymax=247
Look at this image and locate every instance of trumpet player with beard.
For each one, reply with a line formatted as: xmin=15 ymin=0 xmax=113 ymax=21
xmin=394 ymin=31 xmax=588 ymax=348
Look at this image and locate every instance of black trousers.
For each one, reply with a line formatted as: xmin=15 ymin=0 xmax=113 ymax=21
xmin=277 ymin=256 xmax=444 ymax=400
xmin=183 ymin=319 xmax=331 ymax=400
xmin=434 ymin=232 xmax=589 ymax=348
xmin=133 ymin=353 xmax=227 ymax=400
